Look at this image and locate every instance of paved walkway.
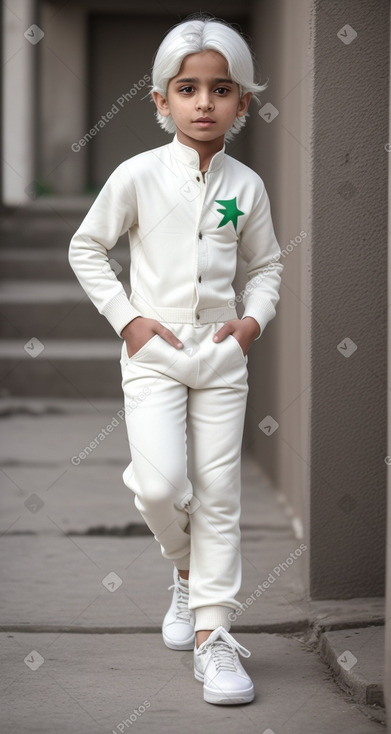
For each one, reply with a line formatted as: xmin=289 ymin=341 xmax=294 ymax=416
xmin=0 ymin=399 xmax=386 ymax=732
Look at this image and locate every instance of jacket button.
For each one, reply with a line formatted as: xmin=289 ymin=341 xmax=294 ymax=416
xmin=196 ymin=313 xmax=200 ymax=320
xmin=199 ymin=232 xmax=203 ymax=239
xmin=198 ymin=275 xmax=202 ymax=283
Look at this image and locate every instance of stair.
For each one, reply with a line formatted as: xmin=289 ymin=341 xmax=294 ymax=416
xmin=0 ymin=201 xmax=129 ymax=398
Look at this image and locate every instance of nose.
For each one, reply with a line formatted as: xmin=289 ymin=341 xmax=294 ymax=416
xmin=195 ymin=89 xmax=213 ymax=111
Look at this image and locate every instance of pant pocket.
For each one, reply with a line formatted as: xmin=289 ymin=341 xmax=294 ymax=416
xmin=120 ymin=333 xmax=160 ymax=366
xmin=227 ymin=334 xmax=248 ymax=364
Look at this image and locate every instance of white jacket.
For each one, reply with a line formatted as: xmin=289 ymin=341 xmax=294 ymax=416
xmin=68 ymin=133 xmax=284 ymax=339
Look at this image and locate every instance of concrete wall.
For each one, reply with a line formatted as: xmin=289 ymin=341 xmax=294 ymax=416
xmin=385 ymin=0 xmax=391 ymax=718
xmin=308 ymin=0 xmax=388 ymax=598
xmin=246 ymin=0 xmax=389 ymax=599
xmin=246 ymin=0 xmax=312 ymax=546
xmin=40 ymin=3 xmax=87 ymax=195
xmin=2 ymin=0 xmax=36 ymax=204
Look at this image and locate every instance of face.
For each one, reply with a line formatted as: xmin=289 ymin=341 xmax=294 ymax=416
xmin=153 ymin=50 xmax=252 ymax=153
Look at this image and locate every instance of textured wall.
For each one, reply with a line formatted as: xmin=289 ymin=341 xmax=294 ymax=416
xmin=308 ymin=0 xmax=388 ymax=597
xmin=246 ymin=0 xmax=311 ymax=545
xmin=247 ymin=0 xmax=389 ymax=599
xmin=385 ymin=0 xmax=391 ymax=713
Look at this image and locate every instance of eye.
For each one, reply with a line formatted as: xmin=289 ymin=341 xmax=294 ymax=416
xmin=179 ymin=86 xmax=194 ymax=95
xmin=215 ymin=87 xmax=230 ymax=95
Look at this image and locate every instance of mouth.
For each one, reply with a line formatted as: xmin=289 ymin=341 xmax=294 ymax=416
xmin=193 ymin=118 xmax=215 ymax=126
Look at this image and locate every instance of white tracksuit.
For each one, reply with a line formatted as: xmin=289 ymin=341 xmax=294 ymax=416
xmin=68 ymin=133 xmax=284 ymax=632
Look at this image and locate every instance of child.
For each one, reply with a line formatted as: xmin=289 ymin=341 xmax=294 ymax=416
xmin=69 ymin=14 xmax=283 ymax=705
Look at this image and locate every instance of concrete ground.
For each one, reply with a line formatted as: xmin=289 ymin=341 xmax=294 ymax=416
xmin=0 ymin=398 xmax=386 ymax=733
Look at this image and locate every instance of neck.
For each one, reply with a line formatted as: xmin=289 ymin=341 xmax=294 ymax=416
xmin=176 ymin=131 xmax=225 ymax=172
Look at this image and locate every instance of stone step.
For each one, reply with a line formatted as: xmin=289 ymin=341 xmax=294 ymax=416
xmin=1 ymin=216 xmax=84 ymax=249
xmin=0 ymin=248 xmax=129 ymax=281
xmin=0 ymin=198 xmax=94 ymax=248
xmin=0 ymin=281 xmax=126 ymax=338
xmin=319 ymin=626 xmax=384 ymax=707
xmin=0 ymin=200 xmax=132 ymax=264
xmin=0 ymin=340 xmax=123 ymax=398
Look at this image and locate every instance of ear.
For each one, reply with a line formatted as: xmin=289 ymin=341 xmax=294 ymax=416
xmin=236 ymin=92 xmax=252 ymax=118
xmin=152 ymin=90 xmax=171 ymax=118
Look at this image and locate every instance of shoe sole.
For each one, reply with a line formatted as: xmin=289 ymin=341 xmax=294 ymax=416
xmin=194 ymin=668 xmax=254 ymax=705
xmin=162 ymin=632 xmax=195 ymax=651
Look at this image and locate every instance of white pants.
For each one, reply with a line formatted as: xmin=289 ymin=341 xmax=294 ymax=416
xmin=120 ymin=322 xmax=249 ymax=632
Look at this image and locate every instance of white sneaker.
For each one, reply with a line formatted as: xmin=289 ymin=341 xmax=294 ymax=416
xmin=194 ymin=625 xmax=254 ymax=705
xmin=162 ymin=567 xmax=195 ymax=650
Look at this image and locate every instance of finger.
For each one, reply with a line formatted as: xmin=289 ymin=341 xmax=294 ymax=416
xmin=213 ymin=324 xmax=233 ymax=342
xmin=156 ymin=325 xmax=183 ymax=349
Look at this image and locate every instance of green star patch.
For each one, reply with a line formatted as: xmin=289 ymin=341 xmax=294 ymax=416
xmin=215 ymin=197 xmax=244 ymax=232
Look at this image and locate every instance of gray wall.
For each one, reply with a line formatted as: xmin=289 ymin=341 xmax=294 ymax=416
xmin=308 ymin=0 xmax=388 ymax=598
xmin=245 ymin=0 xmax=389 ymax=598
xmin=384 ymin=0 xmax=391 ymax=716
xmin=245 ymin=0 xmax=312 ymax=548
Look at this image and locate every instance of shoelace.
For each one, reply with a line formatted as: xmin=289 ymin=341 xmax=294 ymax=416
xmin=167 ymin=577 xmax=192 ymax=622
xmin=198 ymin=627 xmax=251 ymax=672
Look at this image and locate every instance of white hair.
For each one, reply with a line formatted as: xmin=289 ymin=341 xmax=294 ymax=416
xmin=150 ymin=16 xmax=268 ymax=142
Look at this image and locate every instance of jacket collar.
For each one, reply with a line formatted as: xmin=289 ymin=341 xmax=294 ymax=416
xmin=170 ymin=133 xmax=225 ymax=172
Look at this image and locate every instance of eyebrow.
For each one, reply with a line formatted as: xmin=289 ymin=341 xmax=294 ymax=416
xmin=174 ymin=77 xmax=234 ymax=85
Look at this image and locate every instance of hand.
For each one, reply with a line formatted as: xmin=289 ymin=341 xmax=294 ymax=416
xmin=212 ymin=317 xmax=261 ymax=356
xmin=121 ymin=317 xmax=183 ymax=359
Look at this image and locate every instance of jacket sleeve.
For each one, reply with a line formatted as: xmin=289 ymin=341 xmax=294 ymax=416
xmin=237 ymin=182 xmax=284 ymax=340
xmin=68 ymin=161 xmax=142 ymax=338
